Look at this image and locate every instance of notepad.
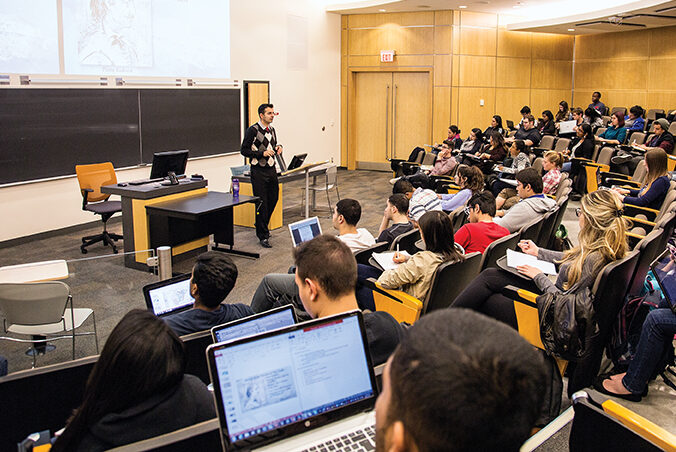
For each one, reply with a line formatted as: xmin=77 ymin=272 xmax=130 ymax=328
xmin=506 ymin=249 xmax=557 ymax=275
xmin=372 ymin=251 xmax=411 ymax=271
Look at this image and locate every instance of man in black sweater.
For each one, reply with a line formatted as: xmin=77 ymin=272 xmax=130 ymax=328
xmin=240 ymin=103 xmax=283 ymax=248
xmin=293 ymin=235 xmax=405 ymax=365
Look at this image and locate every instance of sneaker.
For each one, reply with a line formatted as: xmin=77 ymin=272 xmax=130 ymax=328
xmin=389 ymin=177 xmax=402 ymax=185
xmin=611 ymin=153 xmax=633 ymax=165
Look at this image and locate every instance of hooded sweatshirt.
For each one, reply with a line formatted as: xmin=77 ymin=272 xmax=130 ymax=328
xmin=494 ymin=194 xmax=556 ymax=233
xmin=74 ymin=375 xmax=215 ymax=451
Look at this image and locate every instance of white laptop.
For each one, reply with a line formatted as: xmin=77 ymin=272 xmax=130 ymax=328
xmin=558 ymin=119 xmax=577 ymax=134
xmin=288 ymin=216 xmax=323 ymax=248
xmin=206 ymin=310 xmax=378 ymax=451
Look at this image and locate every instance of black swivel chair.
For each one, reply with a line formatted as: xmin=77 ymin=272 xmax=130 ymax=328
xmin=76 ymin=162 xmax=123 ymax=254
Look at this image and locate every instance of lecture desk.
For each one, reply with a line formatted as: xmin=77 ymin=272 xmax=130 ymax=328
xmin=101 ymin=179 xmax=208 ymax=270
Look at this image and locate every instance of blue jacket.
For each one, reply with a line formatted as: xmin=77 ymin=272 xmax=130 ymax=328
xmin=625 ymin=175 xmax=670 ymax=210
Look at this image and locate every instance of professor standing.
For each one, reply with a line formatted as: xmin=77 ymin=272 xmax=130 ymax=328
xmin=241 ymin=103 xmax=283 ymax=248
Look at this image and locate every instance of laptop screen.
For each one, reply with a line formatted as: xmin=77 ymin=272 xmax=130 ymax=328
xmin=651 ymin=246 xmax=676 ymax=308
xmin=208 ymin=312 xmax=376 ymax=447
xmin=288 ymin=217 xmax=322 ymax=248
xmin=143 ymin=274 xmax=194 ymax=317
xmin=211 ymin=305 xmax=296 ymax=343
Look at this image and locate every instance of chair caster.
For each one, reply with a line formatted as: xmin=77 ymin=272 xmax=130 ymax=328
xmin=80 ymin=247 xmax=88 ymax=254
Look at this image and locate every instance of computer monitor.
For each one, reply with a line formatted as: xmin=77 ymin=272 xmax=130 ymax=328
xmin=150 ymin=149 xmax=189 ymax=179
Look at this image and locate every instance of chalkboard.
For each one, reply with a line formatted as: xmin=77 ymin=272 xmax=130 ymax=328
xmin=0 ymin=88 xmax=241 ymax=185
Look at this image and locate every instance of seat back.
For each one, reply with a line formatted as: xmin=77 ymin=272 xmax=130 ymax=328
xmin=0 ymin=356 xmax=98 ymax=452
xmin=568 ymin=250 xmax=640 ymax=395
xmin=449 ymin=206 xmax=467 ymax=231
xmin=591 ymin=144 xmax=601 ymax=161
xmin=480 ymin=231 xmax=520 ymax=271
xmin=75 ymin=162 xmax=116 ymax=203
xmin=595 ymin=127 xmax=607 ymax=137
xmin=421 ymin=151 xmax=437 ymax=165
xmin=536 ymin=205 xmax=560 ymax=248
xmin=669 ymin=121 xmax=676 ymax=136
xmin=631 ymin=160 xmax=647 ymax=183
xmin=0 ymin=281 xmax=69 ymax=326
xmin=539 ymin=135 xmax=555 ymax=150
xmin=596 ymin=146 xmax=615 ymax=166
xmin=553 ymin=137 xmax=570 ymax=152
xmin=325 ymin=165 xmax=338 ymax=187
xmin=354 ymin=241 xmax=389 ymax=265
xmin=423 ymin=252 xmax=482 ymax=313
xmin=645 ymin=108 xmax=664 ymax=121
xmin=180 ymin=330 xmax=212 ymax=385
xmin=389 ymin=228 xmax=421 ymax=254
xmin=656 ymin=183 xmax=676 ymax=221
xmin=627 ymin=229 xmax=664 ymax=296
xmin=107 ymin=419 xmax=221 ymax=452
xmin=518 ymin=216 xmax=543 ymax=243
xmin=628 ymin=131 xmax=646 ymax=145
xmin=548 ymin=195 xmax=569 ymax=248
xmin=569 ymin=391 xmax=669 ymax=452
xmin=230 ymin=164 xmax=249 ymax=177
xmin=531 ymin=157 xmax=544 ymax=176
xmin=372 ymin=284 xmax=423 ymax=324
xmin=655 ymin=209 xmax=676 ymax=252
xmin=601 ymin=116 xmax=611 ymax=127
xmin=611 ymin=106 xmax=627 ymax=116
xmin=554 ymin=177 xmax=572 ymax=199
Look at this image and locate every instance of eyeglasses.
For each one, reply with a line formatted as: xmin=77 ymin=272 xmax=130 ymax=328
xmin=575 ymin=208 xmax=582 ymax=217
xmin=463 ymin=206 xmax=471 ymax=217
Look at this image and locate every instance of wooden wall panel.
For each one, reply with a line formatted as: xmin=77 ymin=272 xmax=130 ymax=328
xmin=647 ymin=92 xmax=676 ymax=112
xmin=531 ymin=60 xmax=572 ymax=89
xmin=458 ymin=27 xmax=497 ymax=56
xmin=530 ymin=89 xmax=571 ymax=118
xmin=497 ymin=30 xmax=532 ymax=57
xmin=348 ymin=55 xmax=434 ymax=67
xmin=531 ymin=33 xmax=574 ymax=60
xmin=457 ymin=87 xmax=495 ymax=134
xmin=459 ymin=55 xmax=496 ymax=87
xmin=348 ymin=28 xmax=387 ymax=55
xmin=650 ymin=26 xmax=676 ymax=59
xmin=601 ymin=91 xmax=648 ymax=111
xmin=459 ymin=11 xmax=498 ymax=27
xmin=389 ymin=26 xmax=435 ymax=54
xmin=496 ymin=57 xmax=530 ymax=88
xmin=435 ymin=10 xmax=453 ymax=26
xmin=434 ymin=55 xmax=452 ymax=86
xmin=648 ymin=58 xmax=676 ymax=90
xmin=433 ymin=86 xmax=452 ymax=141
xmin=495 ymin=89 xmax=530 ymax=123
xmin=434 ymin=25 xmax=452 ymax=54
xmin=451 ymin=87 xmax=459 ymax=126
xmin=575 ymin=29 xmax=650 ymax=61
xmin=348 ymin=12 xmax=434 ymax=28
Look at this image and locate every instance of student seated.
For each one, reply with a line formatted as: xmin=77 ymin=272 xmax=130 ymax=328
xmin=454 ymin=191 xmax=510 ymax=254
xmin=595 ymin=111 xmax=627 ymax=146
xmin=612 ymin=148 xmax=670 ymax=210
xmin=376 ymin=194 xmax=414 ymax=246
xmin=375 ymin=309 xmax=546 ymax=452
xmin=562 ymin=123 xmax=595 ymax=173
xmin=452 ymin=190 xmax=628 ymax=329
xmin=584 ymin=106 xmax=604 ymax=131
xmin=507 ymin=114 xmax=541 ymax=147
xmin=51 ymin=310 xmax=215 ymax=451
xmin=332 ymin=198 xmax=376 ymax=252
xmin=483 ymin=114 xmax=504 ymax=139
xmin=164 ymin=252 xmax=253 ymax=336
xmin=537 ymin=110 xmax=556 ymax=136
xmin=393 ymin=142 xmax=457 ymax=188
xmin=557 ymin=106 xmax=584 ymax=139
xmin=438 ymin=165 xmax=484 ymax=212
xmin=446 ymin=125 xmax=463 ymax=149
xmin=491 ymin=139 xmax=531 ymax=198
xmin=497 ymin=151 xmax=563 ymax=211
xmin=624 ymin=105 xmax=645 ymax=132
xmin=457 ymin=128 xmax=485 ymax=156
xmin=555 ymin=100 xmax=572 ymax=123
xmin=356 ymin=210 xmax=465 ymax=310
xmin=517 ymin=105 xmax=531 ymax=129
xmin=294 ymin=235 xmax=405 ymax=365
xmin=474 ymin=131 xmax=508 ymax=174
xmin=494 ymin=168 xmax=556 ymax=233
xmin=393 ymin=179 xmax=442 ymax=223
xmin=612 ymin=118 xmax=674 ymax=175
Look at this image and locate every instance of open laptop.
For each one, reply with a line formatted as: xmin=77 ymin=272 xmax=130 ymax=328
xmin=273 ymin=153 xmax=308 ymax=174
xmin=288 ymin=216 xmax=322 ymax=248
xmin=211 ymin=304 xmax=297 ymax=343
xmin=206 ymin=310 xmax=378 ymax=451
xmin=650 ymin=246 xmax=676 ymax=314
xmin=143 ymin=274 xmax=194 ymax=317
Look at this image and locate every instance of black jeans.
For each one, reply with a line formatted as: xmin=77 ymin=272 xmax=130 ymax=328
xmin=452 ymin=268 xmax=541 ymax=329
xmin=250 ymin=166 xmax=279 ymax=240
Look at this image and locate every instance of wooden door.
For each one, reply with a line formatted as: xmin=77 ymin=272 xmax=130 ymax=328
xmin=392 ymin=72 xmax=431 ymax=159
xmin=354 ymin=72 xmax=392 ymax=170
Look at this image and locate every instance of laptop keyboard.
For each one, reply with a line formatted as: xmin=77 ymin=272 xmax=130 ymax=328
xmin=300 ymin=425 xmax=375 ymax=452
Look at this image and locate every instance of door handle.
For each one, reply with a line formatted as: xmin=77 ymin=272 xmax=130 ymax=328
xmin=393 ymin=84 xmax=398 ymax=159
xmin=385 ymin=84 xmax=390 ymax=160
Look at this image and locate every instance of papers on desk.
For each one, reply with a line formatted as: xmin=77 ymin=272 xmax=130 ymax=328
xmin=498 ymin=178 xmax=518 ymax=186
xmin=372 ymin=251 xmax=411 ymax=271
xmin=506 ymin=249 xmax=557 ymax=275
xmin=559 ymin=120 xmax=577 ymax=134
xmin=419 ymin=165 xmax=434 ymax=171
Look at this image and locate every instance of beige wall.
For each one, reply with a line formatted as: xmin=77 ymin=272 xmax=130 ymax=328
xmin=341 ymin=10 xmax=574 ymax=166
xmin=0 ymin=1 xmax=341 ymax=242
xmin=573 ymin=25 xmax=676 ymax=113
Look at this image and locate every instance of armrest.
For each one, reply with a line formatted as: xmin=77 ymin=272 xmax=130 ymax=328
xmin=502 ymin=286 xmax=543 ymax=350
xmin=623 ymin=204 xmax=659 ymax=222
xmin=626 ymin=232 xmax=644 ymax=249
xmin=545 ymin=193 xmax=556 ymax=199
xmin=366 ymin=278 xmax=422 ymax=324
xmin=601 ymin=399 xmax=676 ymax=452
xmin=81 ymin=188 xmax=93 ymax=210
xmin=607 ymin=179 xmax=641 ymax=188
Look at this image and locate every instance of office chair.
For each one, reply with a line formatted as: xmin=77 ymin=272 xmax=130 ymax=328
xmin=76 ymin=162 xmax=123 ymax=254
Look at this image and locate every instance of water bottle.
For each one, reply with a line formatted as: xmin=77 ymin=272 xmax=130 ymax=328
xmin=232 ymin=178 xmax=239 ymax=197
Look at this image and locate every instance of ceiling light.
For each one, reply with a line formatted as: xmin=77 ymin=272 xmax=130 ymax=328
xmin=568 ymin=28 xmax=575 ymax=31
xmin=379 ymin=8 xmax=386 ymax=12
xmin=459 ymin=5 xmax=468 ymax=8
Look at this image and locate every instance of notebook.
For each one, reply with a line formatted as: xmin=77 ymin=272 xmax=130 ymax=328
xmin=650 ymin=246 xmax=676 ymax=313
xmin=211 ymin=304 xmax=297 ymax=343
xmin=143 ymin=274 xmax=194 ymax=317
xmin=288 ymin=217 xmax=323 ymax=248
xmin=206 ymin=310 xmax=378 ymax=451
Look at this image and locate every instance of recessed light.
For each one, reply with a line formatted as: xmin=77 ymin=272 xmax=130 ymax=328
xmin=568 ymin=28 xmax=575 ymax=31
xmin=379 ymin=9 xmax=386 ymax=12
xmin=459 ymin=5 xmax=468 ymax=8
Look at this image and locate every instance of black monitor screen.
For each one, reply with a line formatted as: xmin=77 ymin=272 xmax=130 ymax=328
xmin=150 ymin=150 xmax=189 ymax=179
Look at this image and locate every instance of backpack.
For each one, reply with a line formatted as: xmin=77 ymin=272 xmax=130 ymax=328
xmin=551 ymin=224 xmax=572 ymax=252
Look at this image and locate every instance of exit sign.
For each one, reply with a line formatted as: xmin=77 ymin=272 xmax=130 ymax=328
xmin=380 ymin=50 xmax=395 ymax=63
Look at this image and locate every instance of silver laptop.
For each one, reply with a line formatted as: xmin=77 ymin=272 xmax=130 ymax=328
xmin=288 ymin=216 xmax=322 ymax=248
xmin=206 ymin=310 xmax=378 ymax=451
xmin=210 ymin=304 xmax=297 ymax=343
xmin=143 ymin=274 xmax=193 ymax=317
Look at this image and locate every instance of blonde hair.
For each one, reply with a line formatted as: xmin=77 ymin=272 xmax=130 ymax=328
xmin=642 ymin=148 xmax=668 ymax=193
xmin=544 ymin=151 xmax=564 ymax=169
xmin=559 ymin=190 xmax=628 ymax=289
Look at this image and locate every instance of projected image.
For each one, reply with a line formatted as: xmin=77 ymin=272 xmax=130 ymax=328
xmin=0 ymin=0 xmax=59 ymax=74
xmin=77 ymin=0 xmax=153 ymax=68
xmin=63 ymin=0 xmax=231 ymax=78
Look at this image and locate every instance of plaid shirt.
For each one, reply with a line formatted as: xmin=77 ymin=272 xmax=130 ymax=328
xmin=542 ymin=168 xmax=562 ymax=195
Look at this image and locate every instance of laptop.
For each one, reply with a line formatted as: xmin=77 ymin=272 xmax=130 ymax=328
xmin=274 ymin=153 xmax=308 ymax=174
xmin=288 ymin=216 xmax=322 ymax=248
xmin=559 ymin=119 xmax=577 ymax=134
xmin=206 ymin=310 xmax=378 ymax=451
xmin=143 ymin=274 xmax=194 ymax=317
xmin=650 ymin=246 xmax=676 ymax=313
xmin=211 ymin=304 xmax=297 ymax=343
